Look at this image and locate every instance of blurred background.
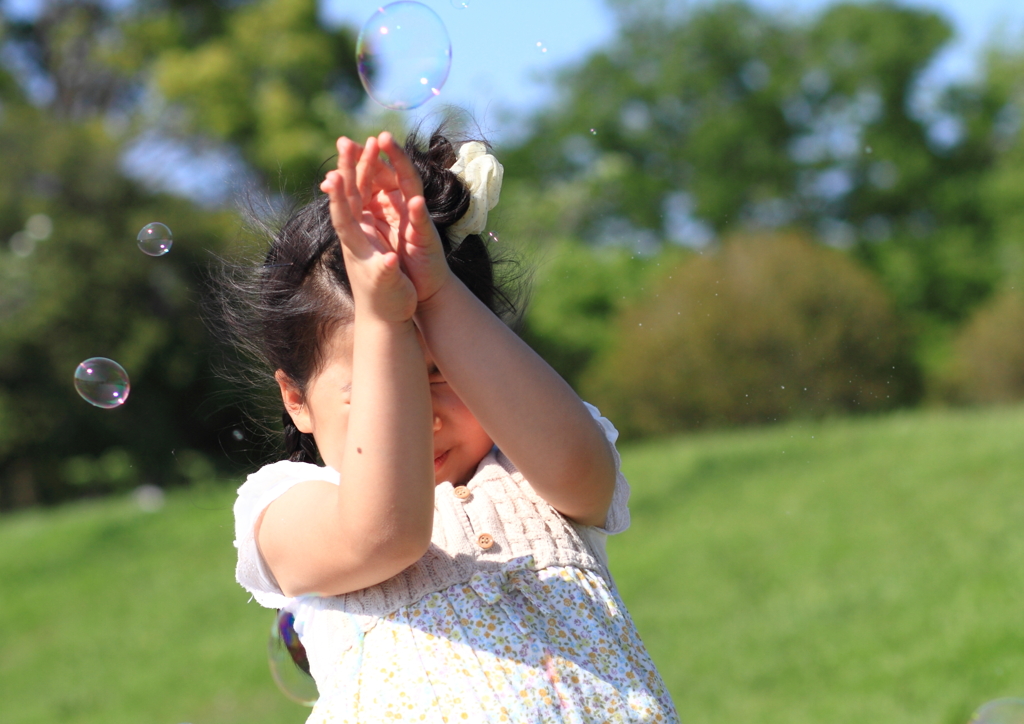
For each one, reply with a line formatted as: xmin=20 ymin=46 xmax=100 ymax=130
xmin=2 ymin=0 xmax=1024 ymax=722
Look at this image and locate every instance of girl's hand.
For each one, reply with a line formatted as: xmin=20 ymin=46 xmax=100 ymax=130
xmin=370 ymin=132 xmax=452 ymax=305
xmin=320 ymin=136 xmax=418 ymax=323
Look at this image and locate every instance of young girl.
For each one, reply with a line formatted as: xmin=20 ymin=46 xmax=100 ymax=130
xmin=230 ymin=128 xmax=679 ymax=723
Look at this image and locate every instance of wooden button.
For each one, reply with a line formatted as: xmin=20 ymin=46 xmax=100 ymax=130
xmin=476 ymin=533 xmax=494 ymax=550
xmin=454 ymin=486 xmax=471 ymax=500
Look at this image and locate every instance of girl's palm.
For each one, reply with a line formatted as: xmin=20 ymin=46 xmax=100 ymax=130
xmin=373 ymin=133 xmax=452 ymax=304
xmin=321 ymin=137 xmax=418 ymax=323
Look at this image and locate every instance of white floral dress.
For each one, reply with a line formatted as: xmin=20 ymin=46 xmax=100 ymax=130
xmin=233 ymin=405 xmax=679 ymax=723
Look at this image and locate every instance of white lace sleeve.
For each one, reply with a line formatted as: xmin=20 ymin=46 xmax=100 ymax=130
xmin=583 ymin=402 xmax=631 ymax=535
xmin=233 ymin=460 xmax=340 ymax=609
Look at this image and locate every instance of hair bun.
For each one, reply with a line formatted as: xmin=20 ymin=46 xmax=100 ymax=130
xmin=405 ymin=130 xmax=471 ymax=250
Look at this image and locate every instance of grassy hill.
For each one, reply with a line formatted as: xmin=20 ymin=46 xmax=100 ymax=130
xmin=2 ymin=404 xmax=1024 ymax=723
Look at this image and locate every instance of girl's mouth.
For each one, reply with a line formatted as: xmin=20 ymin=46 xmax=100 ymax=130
xmin=433 ymin=450 xmax=449 ymax=473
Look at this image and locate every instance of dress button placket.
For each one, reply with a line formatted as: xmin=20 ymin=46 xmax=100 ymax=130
xmin=454 ymin=485 xmax=492 ymax=552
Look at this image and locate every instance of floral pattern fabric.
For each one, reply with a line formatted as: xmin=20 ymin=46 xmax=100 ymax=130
xmin=299 ymin=558 xmax=678 ymax=723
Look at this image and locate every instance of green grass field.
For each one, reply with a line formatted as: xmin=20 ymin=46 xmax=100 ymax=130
xmin=2 ymin=404 xmax=1024 ymax=724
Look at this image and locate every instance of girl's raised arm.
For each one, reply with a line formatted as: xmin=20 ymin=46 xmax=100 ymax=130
xmin=256 ymin=137 xmax=436 ymax=597
xmin=379 ymin=133 xmax=617 ymax=527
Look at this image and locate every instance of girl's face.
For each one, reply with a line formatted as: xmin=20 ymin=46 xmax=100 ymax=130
xmin=278 ymin=326 xmax=493 ymax=487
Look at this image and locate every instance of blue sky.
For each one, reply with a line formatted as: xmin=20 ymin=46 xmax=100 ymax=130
xmin=324 ymin=0 xmax=1024 ymax=139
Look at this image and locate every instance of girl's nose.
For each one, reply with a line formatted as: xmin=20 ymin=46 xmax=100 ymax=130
xmin=433 ymin=415 xmax=442 ymax=432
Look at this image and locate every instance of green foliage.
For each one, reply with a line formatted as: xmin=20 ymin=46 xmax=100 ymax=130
xmin=981 ymin=48 xmax=1024 ymax=290
xmin=520 ymin=240 xmax=674 ymax=388
xmin=582 ymin=234 xmax=919 ymax=437
xmin=0 ymin=0 xmax=368 ymax=508
xmin=500 ymin=1 xmax=1021 ymax=327
xmin=0 ymin=99 xmax=246 ymax=507
xmin=152 ymin=0 xmax=363 ymax=188
xmin=943 ymin=290 xmax=1024 ymax=404
xmin=5 ymin=405 xmax=1024 ymax=723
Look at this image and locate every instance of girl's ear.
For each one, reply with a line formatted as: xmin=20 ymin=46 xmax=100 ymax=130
xmin=276 ymin=370 xmax=313 ymax=433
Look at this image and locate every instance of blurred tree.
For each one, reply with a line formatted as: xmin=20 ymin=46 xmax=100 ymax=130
xmin=520 ymin=240 xmax=675 ymax=390
xmin=979 ymin=47 xmax=1024 ymax=290
xmin=149 ymin=0 xmax=363 ymax=189
xmin=581 ymin=233 xmax=918 ymax=438
xmin=942 ymin=290 xmax=1024 ymax=405
xmin=0 ymin=0 xmax=367 ymax=508
xmin=501 ymin=1 xmax=1014 ymax=329
xmin=0 ymin=96 xmax=243 ymax=508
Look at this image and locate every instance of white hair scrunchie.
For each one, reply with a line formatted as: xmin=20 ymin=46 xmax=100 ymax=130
xmin=446 ymin=141 xmax=504 ymax=244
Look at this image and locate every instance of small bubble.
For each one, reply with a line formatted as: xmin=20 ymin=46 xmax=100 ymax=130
xmin=865 ymin=146 xmax=873 ymax=154
xmin=132 ymin=484 xmax=165 ymax=512
xmin=9 ymin=231 xmax=35 ymax=257
xmin=74 ymin=357 xmax=130 ymax=409
xmin=137 ymin=222 xmax=173 ymax=257
xmin=25 ymin=213 xmax=53 ymax=240
xmin=970 ymin=699 xmax=1024 ymax=724
xmin=450 ymin=0 xmax=469 ymax=7
xmin=269 ymin=610 xmax=318 ymax=706
xmin=589 ymin=128 xmax=597 ymax=135
xmin=232 ymin=429 xmax=244 ymax=441
xmin=357 ymin=2 xmax=452 ymax=111
xmin=487 ymin=231 xmax=500 ymax=243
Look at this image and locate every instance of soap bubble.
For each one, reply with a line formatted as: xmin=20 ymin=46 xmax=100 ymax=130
xmin=356 ymin=2 xmax=451 ymax=110
xmin=132 ymin=484 xmax=165 ymax=512
xmin=74 ymin=358 xmax=130 ymax=409
xmin=972 ymin=700 xmax=1024 ymax=724
xmin=137 ymin=222 xmax=173 ymax=257
xmin=232 ymin=429 xmax=244 ymax=441
xmin=25 ymin=213 xmax=53 ymax=240
xmin=9 ymin=232 xmax=34 ymax=258
xmin=269 ymin=610 xmax=318 ymax=706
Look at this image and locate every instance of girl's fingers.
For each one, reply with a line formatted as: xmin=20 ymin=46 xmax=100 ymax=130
xmin=355 ymin=137 xmax=379 ymax=204
xmin=406 ymin=195 xmax=435 ymax=241
xmin=336 ymin=138 xmax=364 ymax=219
xmin=322 ymin=171 xmax=368 ymax=251
xmin=379 ymin=132 xmax=424 ymax=201
xmin=372 ymin=157 xmax=399 ymax=192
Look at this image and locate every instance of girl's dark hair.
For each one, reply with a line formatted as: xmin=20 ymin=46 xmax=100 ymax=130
xmin=215 ymin=128 xmax=522 ymax=465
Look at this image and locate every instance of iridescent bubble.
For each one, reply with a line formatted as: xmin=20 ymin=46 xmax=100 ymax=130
xmin=972 ymin=700 xmax=1024 ymax=724
xmin=232 ymin=429 xmax=244 ymax=441
xmin=268 ymin=610 xmax=318 ymax=706
xmin=137 ymin=222 xmax=173 ymax=257
xmin=487 ymin=231 xmax=500 ymax=243
xmin=74 ymin=358 xmax=130 ymax=409
xmin=590 ymin=128 xmax=598 ymax=135
xmin=356 ymin=2 xmax=451 ymax=111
